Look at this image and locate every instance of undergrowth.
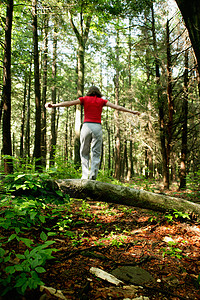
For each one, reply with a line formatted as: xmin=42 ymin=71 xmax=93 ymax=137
xmin=0 ymin=158 xmax=199 ymax=296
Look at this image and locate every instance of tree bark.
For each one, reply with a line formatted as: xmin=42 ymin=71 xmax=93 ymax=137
xmin=151 ymin=3 xmax=168 ymax=188
xmin=20 ymin=73 xmax=27 ymax=158
xmin=49 ymin=24 xmax=57 ymax=167
xmin=175 ymin=0 xmax=200 ymax=74
xmin=2 ymin=0 xmax=13 ymax=174
xmin=41 ymin=12 xmax=48 ymax=168
xmin=179 ymin=50 xmax=188 ymax=190
xmin=114 ymin=21 xmax=121 ymax=180
xmin=32 ymin=0 xmax=41 ymax=169
xmin=24 ymin=63 xmax=31 ymax=159
xmin=69 ymin=11 xmax=92 ymax=167
xmin=166 ymin=20 xmax=173 ymax=186
xmin=53 ymin=179 xmax=200 ymax=217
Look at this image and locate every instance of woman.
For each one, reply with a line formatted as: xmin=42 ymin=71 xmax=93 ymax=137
xmin=45 ymin=86 xmax=140 ymax=180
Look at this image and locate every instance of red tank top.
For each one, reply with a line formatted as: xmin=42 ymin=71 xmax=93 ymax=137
xmin=79 ymin=96 xmax=108 ymax=123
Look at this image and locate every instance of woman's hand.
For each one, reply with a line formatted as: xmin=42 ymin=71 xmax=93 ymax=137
xmin=135 ymin=111 xmax=140 ymax=116
xmin=45 ymin=103 xmax=53 ymax=108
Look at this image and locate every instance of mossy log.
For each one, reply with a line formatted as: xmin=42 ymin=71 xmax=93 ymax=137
xmin=53 ymin=179 xmax=200 ymax=217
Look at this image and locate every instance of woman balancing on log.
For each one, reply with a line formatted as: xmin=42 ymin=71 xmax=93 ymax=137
xmin=45 ymin=86 xmax=140 ymax=180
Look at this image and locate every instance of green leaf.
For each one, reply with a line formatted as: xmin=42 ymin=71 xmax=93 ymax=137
xmin=5 ymin=265 xmax=16 ymax=274
xmin=8 ymin=234 xmax=17 ymax=242
xmin=20 ymin=238 xmax=33 ymax=247
xmin=23 ymin=265 xmax=31 ymax=272
xmin=16 ymin=254 xmax=25 ymax=260
xmin=35 ymin=266 xmax=46 ymax=273
xmin=39 ymin=215 xmax=46 ymax=223
xmin=55 ymin=190 xmax=63 ymax=197
xmin=15 ymin=265 xmax=23 ymax=271
xmin=30 ymin=212 xmax=37 ymax=220
xmin=40 ymin=231 xmax=47 ymax=242
xmin=47 ymin=232 xmax=56 ymax=237
xmin=15 ymin=227 xmax=21 ymax=234
xmin=4 ymin=254 xmax=11 ymax=262
xmin=21 ymin=281 xmax=29 ymax=294
xmin=31 ymin=258 xmax=40 ymax=269
xmin=0 ymin=248 xmax=5 ymax=257
xmin=24 ymin=249 xmax=30 ymax=257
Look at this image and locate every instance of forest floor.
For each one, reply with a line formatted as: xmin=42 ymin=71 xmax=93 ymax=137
xmin=0 ymin=180 xmax=200 ymax=300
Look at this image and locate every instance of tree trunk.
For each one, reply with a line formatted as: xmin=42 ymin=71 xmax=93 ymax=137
xmin=53 ymin=179 xmax=200 ymax=217
xmin=114 ymin=23 xmax=121 ymax=180
xmin=166 ymin=20 xmax=173 ymax=186
xmin=179 ymin=49 xmax=188 ymax=189
xmin=151 ymin=3 xmax=168 ymax=188
xmin=2 ymin=0 xmax=13 ymax=174
xmin=32 ymin=0 xmax=41 ymax=169
xmin=24 ymin=63 xmax=31 ymax=159
xmin=65 ymin=110 xmax=69 ymax=160
xmin=74 ymin=42 xmax=84 ymax=167
xmin=127 ymin=140 xmax=134 ymax=180
xmin=50 ymin=25 xmax=57 ymax=167
xmin=41 ymin=12 xmax=48 ymax=167
xmin=175 ymin=0 xmax=200 ymax=74
xmin=20 ymin=73 xmax=27 ymax=158
xmin=127 ymin=19 xmax=134 ymax=181
xmin=69 ymin=11 xmax=92 ymax=167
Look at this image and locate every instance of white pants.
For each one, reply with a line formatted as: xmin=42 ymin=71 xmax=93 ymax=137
xmin=80 ymin=123 xmax=102 ymax=180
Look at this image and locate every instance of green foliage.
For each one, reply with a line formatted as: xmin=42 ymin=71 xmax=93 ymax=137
xmin=160 ymin=240 xmax=184 ymax=260
xmin=0 ymin=197 xmax=47 ymax=230
xmin=0 ymin=239 xmax=57 ymax=295
xmin=186 ymin=171 xmax=200 ymax=190
xmin=0 ymin=171 xmax=67 ymax=296
xmin=3 ymin=173 xmax=46 ymax=192
xmin=47 ymin=159 xmax=81 ymax=180
xmin=97 ymin=169 xmax=115 ymax=183
xmin=111 ymin=235 xmax=127 ymax=248
xmin=165 ymin=209 xmax=190 ymax=223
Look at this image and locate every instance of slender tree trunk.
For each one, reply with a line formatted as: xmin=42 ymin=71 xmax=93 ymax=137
xmin=123 ymin=140 xmax=128 ymax=179
xmin=50 ymin=25 xmax=57 ymax=166
xmin=41 ymin=12 xmax=48 ymax=167
xmin=20 ymin=73 xmax=27 ymax=158
xmin=166 ymin=20 xmax=173 ymax=187
xmin=179 ymin=49 xmax=188 ymax=189
xmin=0 ymin=97 xmax=3 ymax=124
xmin=25 ymin=63 xmax=31 ymax=159
xmin=127 ymin=140 xmax=134 ymax=180
xmin=106 ymin=109 xmax=111 ymax=171
xmin=151 ymin=3 xmax=168 ymax=188
xmin=74 ymin=41 xmax=84 ymax=167
xmin=127 ymin=18 xmax=134 ymax=180
xmin=32 ymin=0 xmax=41 ymax=169
xmin=69 ymin=11 xmax=92 ymax=166
xmin=114 ymin=23 xmax=121 ymax=180
xmin=65 ymin=110 xmax=69 ymax=160
xmin=128 ymin=19 xmax=132 ymax=88
xmin=69 ymin=116 xmax=73 ymax=160
xmin=2 ymin=0 xmax=13 ymax=174
xmin=195 ymin=64 xmax=200 ymax=98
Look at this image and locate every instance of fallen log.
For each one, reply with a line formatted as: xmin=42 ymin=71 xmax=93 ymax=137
xmin=53 ymin=179 xmax=200 ymax=217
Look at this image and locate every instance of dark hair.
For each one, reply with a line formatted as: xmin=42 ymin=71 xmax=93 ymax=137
xmin=86 ymin=86 xmax=102 ymax=98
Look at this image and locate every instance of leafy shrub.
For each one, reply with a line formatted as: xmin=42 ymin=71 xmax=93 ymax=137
xmin=0 ymin=237 xmax=57 ymax=295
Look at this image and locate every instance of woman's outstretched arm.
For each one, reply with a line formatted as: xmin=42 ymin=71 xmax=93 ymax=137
xmin=106 ymin=101 xmax=140 ymax=115
xmin=45 ymin=99 xmax=81 ymax=108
